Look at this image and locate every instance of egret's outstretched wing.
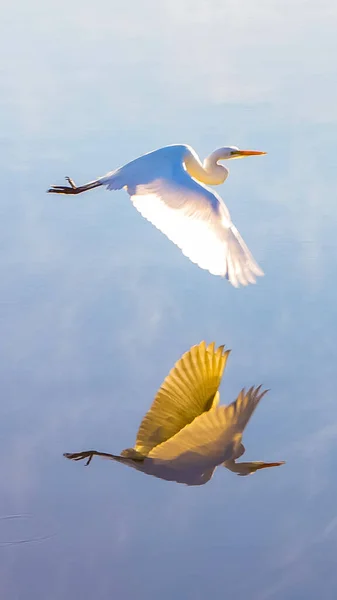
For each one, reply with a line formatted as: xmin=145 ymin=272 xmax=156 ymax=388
xmin=101 ymin=145 xmax=263 ymax=286
xmin=131 ymin=174 xmax=263 ymax=285
xmin=134 ymin=342 xmax=230 ymax=455
xmin=148 ymin=386 xmax=268 ymax=471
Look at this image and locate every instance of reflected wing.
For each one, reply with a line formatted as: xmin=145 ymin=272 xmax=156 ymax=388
xmin=148 ymin=386 xmax=268 ymax=471
xmin=135 ymin=342 xmax=230 ymax=455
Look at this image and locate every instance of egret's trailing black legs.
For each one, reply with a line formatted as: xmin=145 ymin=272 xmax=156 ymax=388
xmin=63 ymin=450 xmax=97 ymax=465
xmin=64 ymin=449 xmax=124 ymax=466
xmin=47 ymin=177 xmax=102 ymax=195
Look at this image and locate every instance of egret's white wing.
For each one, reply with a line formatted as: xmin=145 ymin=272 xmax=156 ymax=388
xmin=101 ymin=145 xmax=263 ymax=286
xmin=130 ymin=175 xmax=263 ymax=286
xmin=148 ymin=386 xmax=268 ymax=471
xmin=134 ymin=342 xmax=229 ymax=455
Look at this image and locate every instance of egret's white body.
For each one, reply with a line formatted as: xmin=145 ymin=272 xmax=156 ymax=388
xmin=64 ymin=342 xmax=284 ymax=485
xmin=48 ymin=144 xmax=266 ymax=287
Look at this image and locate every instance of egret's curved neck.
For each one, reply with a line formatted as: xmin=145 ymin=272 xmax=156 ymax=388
xmin=184 ymin=147 xmax=229 ymax=186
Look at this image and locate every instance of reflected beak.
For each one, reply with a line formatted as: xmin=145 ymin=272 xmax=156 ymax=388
xmin=236 ymin=149 xmax=267 ymax=157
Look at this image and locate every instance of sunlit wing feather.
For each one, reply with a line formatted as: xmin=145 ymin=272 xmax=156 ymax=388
xmin=148 ymin=386 xmax=268 ymax=470
xmin=131 ymin=178 xmax=262 ymax=285
xmin=134 ymin=341 xmax=230 ymax=455
xmin=101 ymin=145 xmax=263 ymax=286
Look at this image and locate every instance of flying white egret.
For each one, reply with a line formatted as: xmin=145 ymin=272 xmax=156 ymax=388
xmin=64 ymin=341 xmax=284 ymax=485
xmin=48 ymin=144 xmax=266 ymax=287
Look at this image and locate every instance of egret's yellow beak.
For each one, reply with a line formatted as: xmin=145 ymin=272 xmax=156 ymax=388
xmin=236 ymin=150 xmax=267 ymax=157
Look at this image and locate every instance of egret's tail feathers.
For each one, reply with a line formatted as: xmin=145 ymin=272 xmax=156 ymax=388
xmin=99 ymin=169 xmax=125 ymax=191
xmin=226 ymin=225 xmax=264 ymax=287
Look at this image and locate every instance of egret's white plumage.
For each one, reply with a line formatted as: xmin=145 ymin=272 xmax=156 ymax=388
xmin=48 ymin=144 xmax=266 ymax=287
xmin=64 ymin=341 xmax=284 ymax=485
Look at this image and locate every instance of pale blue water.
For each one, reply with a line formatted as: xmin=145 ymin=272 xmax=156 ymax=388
xmin=1 ymin=0 xmax=337 ymax=598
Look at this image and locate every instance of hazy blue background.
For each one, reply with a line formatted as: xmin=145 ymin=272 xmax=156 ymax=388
xmin=1 ymin=0 xmax=337 ymax=598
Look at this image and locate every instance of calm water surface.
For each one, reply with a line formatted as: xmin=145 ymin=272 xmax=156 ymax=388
xmin=1 ymin=1 xmax=337 ymax=598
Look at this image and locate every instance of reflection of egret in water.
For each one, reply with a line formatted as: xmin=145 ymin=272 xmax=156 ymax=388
xmin=48 ymin=144 xmax=266 ymax=287
xmin=65 ymin=342 xmax=284 ymax=485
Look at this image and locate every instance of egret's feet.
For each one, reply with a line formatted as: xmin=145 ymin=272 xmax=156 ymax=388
xmin=65 ymin=176 xmax=77 ymax=189
xmin=64 ymin=450 xmax=95 ymax=466
xmin=47 ymin=176 xmax=78 ymax=194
